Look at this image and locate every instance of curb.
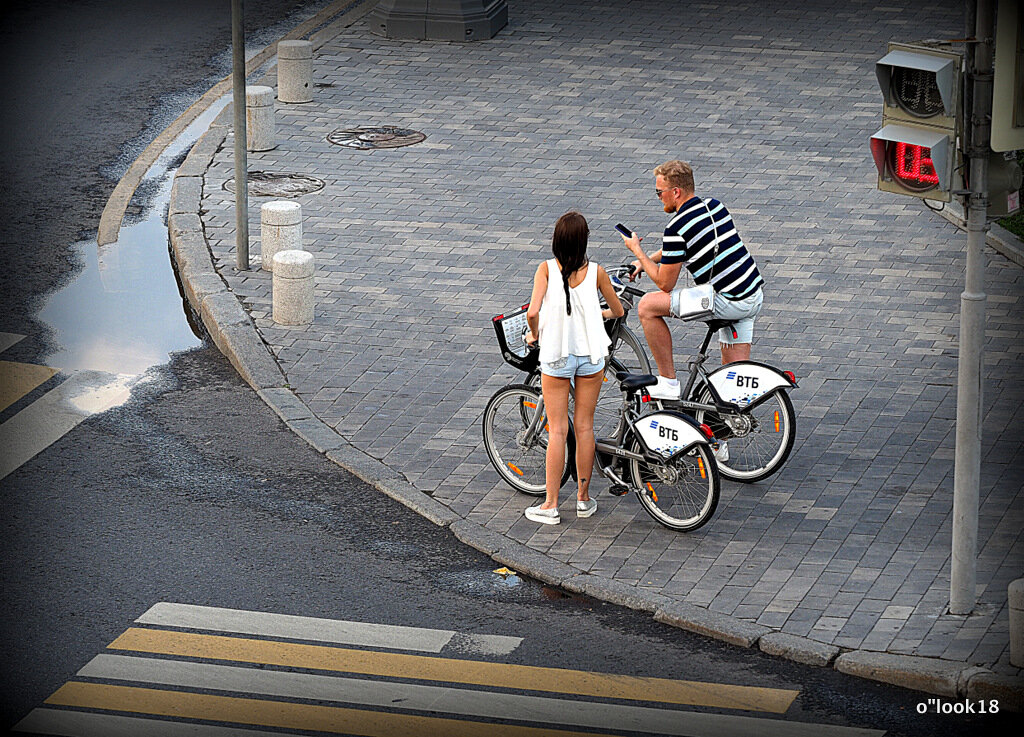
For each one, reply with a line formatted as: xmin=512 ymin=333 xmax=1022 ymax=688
xmin=163 ymin=21 xmax=1024 ymax=708
xmin=936 ymin=198 xmax=1024 ymax=268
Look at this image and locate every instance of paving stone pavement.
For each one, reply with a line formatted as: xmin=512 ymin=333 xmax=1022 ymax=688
xmin=178 ymin=0 xmax=1023 ymax=693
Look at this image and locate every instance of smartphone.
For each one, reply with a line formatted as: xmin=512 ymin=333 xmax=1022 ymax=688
xmin=614 ymin=223 xmax=633 ymax=238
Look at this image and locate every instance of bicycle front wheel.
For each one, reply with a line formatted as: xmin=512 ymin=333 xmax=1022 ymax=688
xmin=694 ymin=388 xmax=795 ymax=483
xmin=629 ymin=440 xmax=720 ymax=531
xmin=482 ymin=384 xmax=569 ymax=496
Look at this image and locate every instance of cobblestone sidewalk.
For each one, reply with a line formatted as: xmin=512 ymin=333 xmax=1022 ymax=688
xmin=173 ymin=0 xmax=1022 ymax=697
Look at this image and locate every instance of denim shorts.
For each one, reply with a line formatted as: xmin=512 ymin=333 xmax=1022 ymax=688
xmin=541 ymin=354 xmax=606 ymax=379
xmin=711 ymin=288 xmax=764 ymax=344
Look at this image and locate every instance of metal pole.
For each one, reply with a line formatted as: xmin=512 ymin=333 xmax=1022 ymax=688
xmin=951 ymin=0 xmax=994 ymax=615
xmin=232 ymin=0 xmax=250 ymax=270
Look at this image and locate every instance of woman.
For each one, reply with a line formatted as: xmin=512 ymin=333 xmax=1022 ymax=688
xmin=523 ymin=211 xmax=624 ymax=525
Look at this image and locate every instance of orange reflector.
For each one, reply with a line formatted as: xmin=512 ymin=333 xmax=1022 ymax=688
xmin=774 ymin=411 xmax=780 ymax=432
xmin=698 ymin=457 xmax=706 ymax=479
xmin=524 ymin=401 xmax=537 ymax=409
xmin=507 ymin=463 xmax=524 ymax=477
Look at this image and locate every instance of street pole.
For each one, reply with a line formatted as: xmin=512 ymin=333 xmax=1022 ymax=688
xmin=951 ymin=0 xmax=993 ymax=615
xmin=232 ymin=0 xmax=250 ymax=270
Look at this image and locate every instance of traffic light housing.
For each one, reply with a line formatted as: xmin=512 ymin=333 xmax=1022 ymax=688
xmin=871 ymin=42 xmax=962 ymax=201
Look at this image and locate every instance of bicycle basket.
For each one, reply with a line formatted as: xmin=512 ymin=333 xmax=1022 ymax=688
xmin=492 ymin=303 xmax=539 ymax=372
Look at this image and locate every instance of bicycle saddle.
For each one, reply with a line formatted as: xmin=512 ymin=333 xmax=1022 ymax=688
xmin=616 ymin=373 xmax=658 ymax=393
xmin=705 ymin=318 xmax=738 ymax=333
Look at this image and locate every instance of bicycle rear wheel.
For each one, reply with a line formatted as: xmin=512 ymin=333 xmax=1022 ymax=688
xmin=694 ymin=388 xmax=795 ymax=483
xmin=482 ymin=384 xmax=569 ymax=496
xmin=629 ymin=440 xmax=720 ymax=531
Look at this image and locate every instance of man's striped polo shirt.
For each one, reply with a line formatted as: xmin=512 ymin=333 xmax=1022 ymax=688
xmin=661 ymin=196 xmax=763 ymax=300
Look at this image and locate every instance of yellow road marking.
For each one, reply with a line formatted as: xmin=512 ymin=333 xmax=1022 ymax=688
xmin=46 ymin=682 xmax=614 ymax=737
xmin=0 ymin=361 xmax=58 ymax=413
xmin=109 ymin=628 xmax=797 ymax=713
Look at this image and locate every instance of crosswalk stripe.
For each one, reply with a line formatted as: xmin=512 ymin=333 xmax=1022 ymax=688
xmin=76 ymin=653 xmax=885 ymax=737
xmin=135 ymin=602 xmax=522 ymax=656
xmin=109 ymin=627 xmax=798 ymax=713
xmin=0 ymin=370 xmax=134 ymax=480
xmin=15 ymin=708 xmax=302 ymax=737
xmin=44 ymin=682 xmax=617 ymax=737
xmin=0 ymin=361 xmax=58 ymax=413
xmin=0 ymin=332 xmax=25 ymax=353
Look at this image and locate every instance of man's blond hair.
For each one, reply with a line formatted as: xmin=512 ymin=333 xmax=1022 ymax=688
xmin=653 ymin=160 xmax=694 ymax=193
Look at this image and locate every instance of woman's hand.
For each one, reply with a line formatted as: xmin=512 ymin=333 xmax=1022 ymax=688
xmin=523 ymin=329 xmax=538 ymax=346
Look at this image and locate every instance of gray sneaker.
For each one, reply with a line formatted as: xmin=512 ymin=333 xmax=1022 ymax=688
xmin=525 ymin=505 xmax=560 ymax=525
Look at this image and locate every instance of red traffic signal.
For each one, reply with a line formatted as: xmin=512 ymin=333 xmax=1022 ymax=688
xmin=872 ymin=43 xmax=961 ymax=202
xmin=870 ymin=124 xmax=952 ymax=200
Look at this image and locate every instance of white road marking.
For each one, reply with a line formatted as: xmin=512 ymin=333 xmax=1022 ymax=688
xmin=15 ymin=709 xmax=302 ymax=737
xmin=0 ymin=370 xmax=136 ymax=481
xmin=135 ymin=602 xmax=523 ymax=656
xmin=0 ymin=332 xmax=26 ymax=353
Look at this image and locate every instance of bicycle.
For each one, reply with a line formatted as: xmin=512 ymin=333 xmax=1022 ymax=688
xmin=482 ymin=298 xmax=721 ymax=531
xmin=653 ymin=318 xmax=798 ymax=483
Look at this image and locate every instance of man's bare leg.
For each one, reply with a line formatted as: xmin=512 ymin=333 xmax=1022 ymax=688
xmin=637 ymin=292 xmax=676 ymax=378
xmin=720 ymin=342 xmax=751 ymax=364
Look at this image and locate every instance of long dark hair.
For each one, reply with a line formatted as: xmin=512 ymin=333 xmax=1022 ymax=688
xmin=551 ymin=211 xmax=589 ymax=315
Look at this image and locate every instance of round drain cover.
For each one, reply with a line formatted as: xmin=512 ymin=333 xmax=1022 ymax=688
xmin=223 ymin=171 xmax=325 ymax=197
xmin=328 ymin=126 xmax=426 ymax=149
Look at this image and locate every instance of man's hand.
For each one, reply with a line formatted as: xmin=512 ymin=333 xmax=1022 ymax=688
xmin=629 ymin=259 xmax=643 ymax=282
xmin=620 ymin=233 xmax=645 ymax=281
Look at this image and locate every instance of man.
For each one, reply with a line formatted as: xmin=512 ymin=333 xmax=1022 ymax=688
xmin=620 ymin=160 xmax=764 ymax=401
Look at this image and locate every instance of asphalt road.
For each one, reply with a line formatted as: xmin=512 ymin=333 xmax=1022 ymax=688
xmin=0 ymin=2 xmax=1014 ymax=735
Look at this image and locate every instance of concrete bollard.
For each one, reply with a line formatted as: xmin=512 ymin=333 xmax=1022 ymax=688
xmin=273 ymin=250 xmax=314 ymax=325
xmin=245 ymin=85 xmax=276 ymax=152
xmin=1011 ymin=578 xmax=1024 ymax=667
xmin=260 ymin=200 xmax=302 ymax=272
xmin=277 ymin=40 xmax=313 ymax=103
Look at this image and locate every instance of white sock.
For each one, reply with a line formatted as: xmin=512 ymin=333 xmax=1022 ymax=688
xmin=659 ymin=376 xmax=679 ymax=387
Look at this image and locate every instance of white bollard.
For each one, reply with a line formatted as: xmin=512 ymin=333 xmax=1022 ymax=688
xmin=245 ymin=85 xmax=276 ymax=152
xmin=273 ymin=250 xmax=314 ymax=325
xmin=1011 ymin=578 xmax=1024 ymax=667
xmin=277 ymin=40 xmax=313 ymax=103
xmin=260 ymin=200 xmax=302 ymax=272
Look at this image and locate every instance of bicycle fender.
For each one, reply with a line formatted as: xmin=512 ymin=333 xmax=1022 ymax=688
xmin=634 ymin=411 xmax=709 ymax=459
xmin=706 ymin=361 xmax=796 ymax=408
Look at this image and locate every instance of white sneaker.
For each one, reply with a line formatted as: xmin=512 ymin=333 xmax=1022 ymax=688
xmin=714 ymin=441 xmax=730 ymax=463
xmin=576 ymin=499 xmax=597 ymax=518
xmin=648 ymin=376 xmax=681 ymax=400
xmin=525 ymin=505 xmax=560 ymax=525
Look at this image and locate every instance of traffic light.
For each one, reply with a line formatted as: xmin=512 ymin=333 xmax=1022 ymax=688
xmin=871 ymin=42 xmax=963 ymax=201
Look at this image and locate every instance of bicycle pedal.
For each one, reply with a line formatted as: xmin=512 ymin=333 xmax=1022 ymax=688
xmin=609 ymin=484 xmax=629 ymax=497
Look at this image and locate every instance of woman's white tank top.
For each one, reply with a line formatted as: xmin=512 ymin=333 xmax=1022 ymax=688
xmin=538 ymin=259 xmax=611 ymax=365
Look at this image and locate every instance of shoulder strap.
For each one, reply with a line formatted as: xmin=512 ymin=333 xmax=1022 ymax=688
xmin=703 ymin=198 xmax=719 ymax=282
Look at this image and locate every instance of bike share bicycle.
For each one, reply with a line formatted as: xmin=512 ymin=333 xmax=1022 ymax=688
xmin=482 ymin=268 xmax=722 ymax=531
xmin=652 ymin=317 xmax=799 ymax=483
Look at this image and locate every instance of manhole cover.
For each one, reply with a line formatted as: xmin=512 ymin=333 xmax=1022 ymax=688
xmin=327 ymin=126 xmax=426 ymax=150
xmin=223 ymin=171 xmax=325 ymax=197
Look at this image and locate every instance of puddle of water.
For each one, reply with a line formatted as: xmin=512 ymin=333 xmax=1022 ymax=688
xmin=38 ymin=99 xmax=229 ymax=397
